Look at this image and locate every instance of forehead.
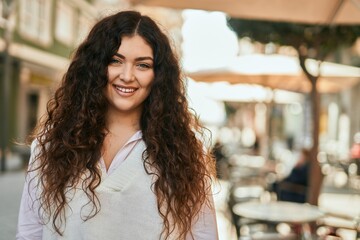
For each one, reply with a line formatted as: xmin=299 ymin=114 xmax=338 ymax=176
xmin=117 ymin=35 xmax=153 ymax=57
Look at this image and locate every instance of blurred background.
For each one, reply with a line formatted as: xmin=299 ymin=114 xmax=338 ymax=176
xmin=1 ymin=0 xmax=360 ymax=239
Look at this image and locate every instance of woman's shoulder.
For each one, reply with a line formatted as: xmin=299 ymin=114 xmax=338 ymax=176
xmin=30 ymin=138 xmax=39 ymax=150
xmin=28 ymin=138 xmax=44 ymax=167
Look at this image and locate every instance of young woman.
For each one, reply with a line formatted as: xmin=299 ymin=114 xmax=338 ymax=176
xmin=16 ymin=11 xmax=218 ymax=240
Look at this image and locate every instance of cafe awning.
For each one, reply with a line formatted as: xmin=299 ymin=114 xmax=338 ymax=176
xmin=187 ymin=54 xmax=360 ymax=93
xmin=129 ymin=0 xmax=360 ymax=25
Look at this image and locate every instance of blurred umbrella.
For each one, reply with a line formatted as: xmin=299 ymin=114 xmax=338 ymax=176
xmin=187 ymin=78 xmax=304 ymax=103
xmin=129 ymin=0 xmax=360 ymax=25
xmin=187 ymin=54 xmax=360 ymax=93
xmin=186 ymin=78 xmax=226 ymax=126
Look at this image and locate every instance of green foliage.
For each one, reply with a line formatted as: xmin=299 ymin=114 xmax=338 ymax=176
xmin=228 ymin=18 xmax=360 ymax=60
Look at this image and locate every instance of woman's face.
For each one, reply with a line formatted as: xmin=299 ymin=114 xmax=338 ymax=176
xmin=105 ymin=35 xmax=155 ymax=117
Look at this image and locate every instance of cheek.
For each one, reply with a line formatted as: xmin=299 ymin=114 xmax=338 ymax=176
xmin=107 ymin=67 xmax=117 ymax=82
xmin=139 ymin=72 xmax=155 ymax=88
xmin=146 ymin=78 xmax=154 ymax=89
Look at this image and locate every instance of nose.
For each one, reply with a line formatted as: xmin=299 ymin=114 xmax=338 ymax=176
xmin=119 ymin=64 xmax=134 ymax=82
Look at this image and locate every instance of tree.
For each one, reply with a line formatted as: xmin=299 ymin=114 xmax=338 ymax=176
xmin=228 ymin=18 xmax=360 ymax=205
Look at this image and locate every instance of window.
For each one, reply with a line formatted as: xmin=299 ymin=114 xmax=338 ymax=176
xmin=19 ymin=0 xmax=52 ymax=45
xmin=55 ymin=0 xmax=75 ymax=45
xmin=76 ymin=14 xmax=93 ymax=45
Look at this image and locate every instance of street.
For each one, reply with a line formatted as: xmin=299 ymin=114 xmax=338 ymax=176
xmin=0 ymin=170 xmax=25 ymax=240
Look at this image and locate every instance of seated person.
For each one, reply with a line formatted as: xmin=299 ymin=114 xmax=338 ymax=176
xmin=273 ymin=148 xmax=310 ymax=203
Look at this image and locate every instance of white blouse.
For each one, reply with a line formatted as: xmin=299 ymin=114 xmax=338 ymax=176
xmin=16 ymin=131 xmax=218 ymax=239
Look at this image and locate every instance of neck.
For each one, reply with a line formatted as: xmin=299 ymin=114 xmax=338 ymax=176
xmin=105 ymin=109 xmax=141 ymax=136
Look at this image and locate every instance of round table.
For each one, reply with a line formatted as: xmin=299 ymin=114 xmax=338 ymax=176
xmin=233 ymin=201 xmax=324 ymax=239
xmin=233 ymin=201 xmax=324 ymax=223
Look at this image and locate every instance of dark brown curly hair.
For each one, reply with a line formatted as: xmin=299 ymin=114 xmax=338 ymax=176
xmin=29 ymin=10 xmax=216 ymax=239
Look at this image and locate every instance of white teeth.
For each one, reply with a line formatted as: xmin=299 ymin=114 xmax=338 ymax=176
xmin=115 ymin=86 xmax=136 ymax=93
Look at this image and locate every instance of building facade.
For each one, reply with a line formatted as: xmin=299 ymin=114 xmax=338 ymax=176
xmin=0 ymin=0 xmax=97 ymax=162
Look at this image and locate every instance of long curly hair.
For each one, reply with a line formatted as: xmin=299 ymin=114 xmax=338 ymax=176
xmin=30 ymin=11 xmax=216 ymax=239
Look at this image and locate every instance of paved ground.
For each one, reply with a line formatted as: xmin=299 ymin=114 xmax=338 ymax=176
xmin=0 ymin=170 xmax=26 ymax=240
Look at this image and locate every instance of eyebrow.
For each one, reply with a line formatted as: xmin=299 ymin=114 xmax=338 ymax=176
xmin=114 ymin=53 xmax=153 ymax=62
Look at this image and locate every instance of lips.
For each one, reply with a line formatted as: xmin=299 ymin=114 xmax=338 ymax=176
xmin=115 ymin=86 xmax=136 ymax=93
xmin=113 ymin=84 xmax=138 ymax=95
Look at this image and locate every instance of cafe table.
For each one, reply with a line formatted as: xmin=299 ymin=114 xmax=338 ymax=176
xmin=233 ymin=201 xmax=325 ymax=239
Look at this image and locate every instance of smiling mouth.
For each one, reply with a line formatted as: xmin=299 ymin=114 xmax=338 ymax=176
xmin=113 ymin=85 xmax=137 ymax=93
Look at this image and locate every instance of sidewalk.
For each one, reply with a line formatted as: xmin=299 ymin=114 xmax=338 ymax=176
xmin=0 ymin=170 xmax=26 ymax=240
